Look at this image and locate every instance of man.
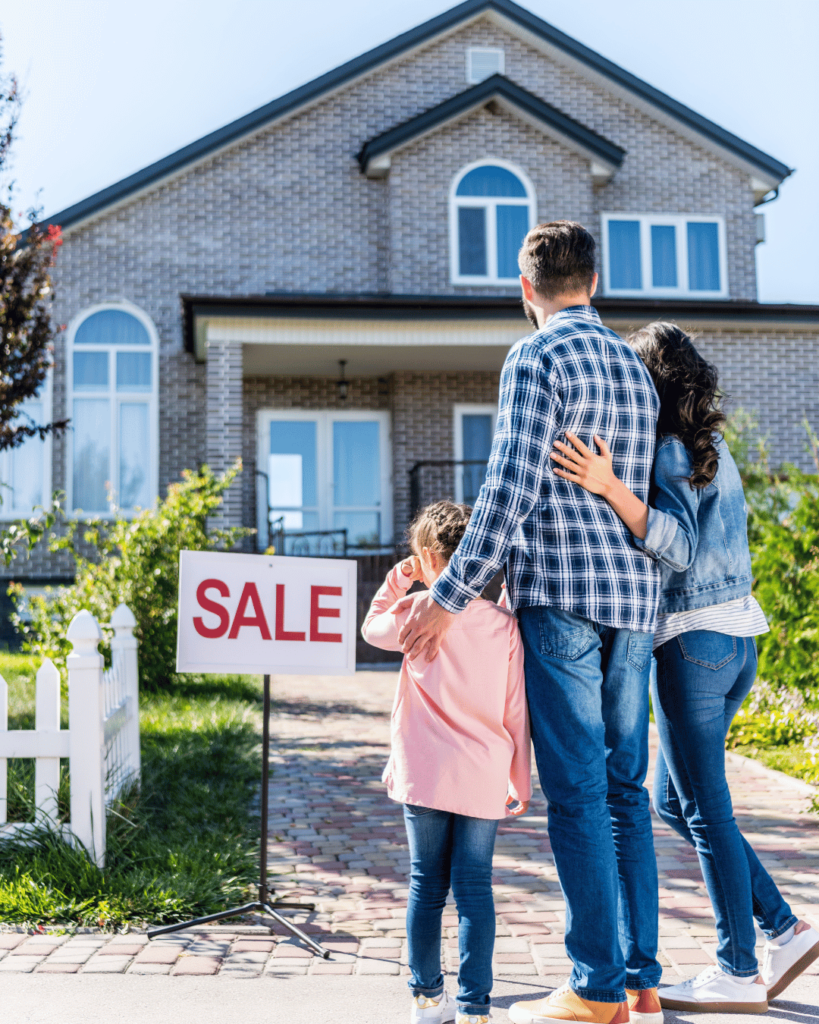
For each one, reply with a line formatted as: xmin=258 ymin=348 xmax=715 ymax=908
xmin=396 ymin=222 xmax=663 ymax=1024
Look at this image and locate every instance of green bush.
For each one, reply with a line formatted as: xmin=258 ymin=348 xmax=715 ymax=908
xmin=10 ymin=461 xmax=250 ymax=691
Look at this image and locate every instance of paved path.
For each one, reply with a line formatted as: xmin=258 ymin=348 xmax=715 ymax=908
xmin=1 ymin=670 xmax=818 ymax=1021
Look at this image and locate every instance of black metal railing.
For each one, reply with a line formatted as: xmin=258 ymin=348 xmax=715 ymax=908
xmin=408 ymin=459 xmax=490 ymax=515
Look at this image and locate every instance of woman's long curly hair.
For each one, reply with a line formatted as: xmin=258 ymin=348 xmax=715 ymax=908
xmin=629 ymin=322 xmax=726 ymax=489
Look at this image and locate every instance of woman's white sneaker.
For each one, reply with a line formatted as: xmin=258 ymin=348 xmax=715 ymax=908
xmin=412 ymin=990 xmax=456 ymax=1024
xmin=658 ymin=964 xmax=768 ymax=1013
xmin=762 ymin=922 xmax=819 ymax=1000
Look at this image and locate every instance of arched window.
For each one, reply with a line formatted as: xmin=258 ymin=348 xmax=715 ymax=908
xmin=68 ymin=304 xmax=158 ymax=515
xmin=450 ymin=160 xmax=536 ymax=285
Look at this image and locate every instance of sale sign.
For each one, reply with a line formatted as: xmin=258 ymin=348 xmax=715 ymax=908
xmin=177 ymin=550 xmax=357 ymax=676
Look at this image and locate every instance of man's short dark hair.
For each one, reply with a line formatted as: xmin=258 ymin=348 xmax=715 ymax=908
xmin=518 ymin=220 xmax=596 ymax=299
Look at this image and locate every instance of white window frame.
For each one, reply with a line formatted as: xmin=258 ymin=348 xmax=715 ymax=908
xmin=453 ymin=403 xmax=497 ymax=504
xmin=450 ymin=159 xmax=536 ymax=287
xmin=256 ymin=409 xmax=392 ymax=549
xmin=600 ymin=213 xmax=728 ymax=298
xmin=0 ymin=372 xmax=54 ymax=520
xmin=466 ymin=47 xmax=505 ymax=83
xmin=66 ymin=301 xmax=159 ymax=518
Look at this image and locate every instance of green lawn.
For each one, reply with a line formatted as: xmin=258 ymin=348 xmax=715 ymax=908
xmin=0 ymin=653 xmax=263 ymax=929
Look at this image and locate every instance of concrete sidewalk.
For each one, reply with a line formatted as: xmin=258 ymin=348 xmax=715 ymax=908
xmin=1 ymin=670 xmax=817 ymax=1022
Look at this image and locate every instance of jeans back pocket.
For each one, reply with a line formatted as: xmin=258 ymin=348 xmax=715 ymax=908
xmin=677 ymin=630 xmax=737 ymax=671
xmin=627 ymin=631 xmax=653 ymax=671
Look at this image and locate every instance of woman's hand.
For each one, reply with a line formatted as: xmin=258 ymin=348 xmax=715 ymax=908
xmin=399 ymin=555 xmax=424 ymax=583
xmin=505 ymin=794 xmax=529 ymax=817
xmin=550 ymin=431 xmax=617 ymax=497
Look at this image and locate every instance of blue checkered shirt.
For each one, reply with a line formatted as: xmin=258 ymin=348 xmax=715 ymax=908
xmin=431 ymin=306 xmax=661 ymax=633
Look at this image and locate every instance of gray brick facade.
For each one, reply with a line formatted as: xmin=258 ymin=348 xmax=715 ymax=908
xmin=6 ymin=4 xmax=815 ymax=581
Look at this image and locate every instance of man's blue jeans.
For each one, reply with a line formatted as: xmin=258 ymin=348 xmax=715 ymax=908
xmin=403 ymin=804 xmax=499 ymax=1014
xmin=519 ymin=606 xmax=661 ymax=1003
xmin=652 ymin=632 xmax=796 ymax=976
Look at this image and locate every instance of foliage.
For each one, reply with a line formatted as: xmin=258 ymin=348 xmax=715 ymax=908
xmin=0 ymin=43 xmax=67 ymax=454
xmin=0 ymin=664 xmax=262 ymax=929
xmin=10 ymin=461 xmax=251 ymax=691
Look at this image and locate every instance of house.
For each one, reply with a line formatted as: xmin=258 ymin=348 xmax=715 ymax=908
xmin=5 ymin=0 xmax=819 ymax=654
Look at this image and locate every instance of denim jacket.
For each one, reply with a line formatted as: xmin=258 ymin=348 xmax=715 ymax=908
xmin=632 ymin=435 xmax=753 ymax=614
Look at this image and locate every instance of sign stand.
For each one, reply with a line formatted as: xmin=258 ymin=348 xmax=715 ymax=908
xmin=147 ymin=674 xmax=330 ymax=958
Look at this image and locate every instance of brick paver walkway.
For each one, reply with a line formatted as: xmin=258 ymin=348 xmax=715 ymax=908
xmin=1 ymin=670 xmax=818 ymax=983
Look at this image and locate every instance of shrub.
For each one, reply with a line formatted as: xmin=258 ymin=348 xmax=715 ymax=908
xmin=10 ymin=461 xmax=250 ymax=691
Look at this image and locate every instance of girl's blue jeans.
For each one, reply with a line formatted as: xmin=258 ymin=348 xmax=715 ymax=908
xmin=403 ymin=803 xmax=499 ymax=1014
xmin=652 ymin=631 xmax=797 ymax=976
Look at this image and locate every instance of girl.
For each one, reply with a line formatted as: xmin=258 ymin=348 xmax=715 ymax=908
xmin=362 ymin=500 xmax=532 ymax=1024
xmin=549 ymin=322 xmax=818 ymax=1015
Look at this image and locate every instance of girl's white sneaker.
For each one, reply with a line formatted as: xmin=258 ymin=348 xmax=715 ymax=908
xmin=658 ymin=964 xmax=768 ymax=1013
xmin=412 ymin=990 xmax=456 ymax=1024
xmin=762 ymin=923 xmax=819 ymax=999
xmin=455 ymin=1014 xmax=489 ymax=1024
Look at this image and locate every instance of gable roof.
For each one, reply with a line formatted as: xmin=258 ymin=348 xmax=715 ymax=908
xmin=43 ymin=0 xmax=791 ymax=233
xmin=358 ymin=74 xmax=624 ymax=182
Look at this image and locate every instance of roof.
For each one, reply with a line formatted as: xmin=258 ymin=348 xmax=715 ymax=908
xmin=43 ymin=0 xmax=792 ymax=233
xmin=183 ymin=292 xmax=819 ymax=359
xmin=358 ymin=74 xmax=624 ymax=180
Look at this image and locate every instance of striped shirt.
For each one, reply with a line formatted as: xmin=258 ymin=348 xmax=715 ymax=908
xmin=432 ymin=306 xmax=662 ymax=634
xmin=653 ymin=595 xmax=769 ymax=650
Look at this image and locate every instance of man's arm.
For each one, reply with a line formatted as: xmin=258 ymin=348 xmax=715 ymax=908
xmin=397 ymin=341 xmax=559 ymax=660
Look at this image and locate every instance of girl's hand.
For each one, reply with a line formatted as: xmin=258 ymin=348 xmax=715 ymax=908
xmin=399 ymin=555 xmax=424 ymax=582
xmin=550 ymin=431 xmax=617 ymax=497
xmin=505 ymin=794 xmax=529 ymax=817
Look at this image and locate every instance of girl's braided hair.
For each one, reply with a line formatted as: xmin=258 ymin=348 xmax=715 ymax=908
xmin=628 ymin=321 xmax=726 ymax=489
xmin=408 ymin=500 xmax=472 ymax=562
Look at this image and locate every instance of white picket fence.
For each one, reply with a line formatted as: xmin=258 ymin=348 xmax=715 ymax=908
xmin=0 ymin=604 xmax=140 ymax=866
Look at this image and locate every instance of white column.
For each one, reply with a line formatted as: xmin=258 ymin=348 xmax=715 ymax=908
xmin=110 ymin=603 xmax=141 ymax=783
xmin=0 ymin=675 xmax=7 ymax=825
xmin=34 ymin=659 xmax=62 ymax=826
xmin=67 ymin=609 xmax=106 ymax=867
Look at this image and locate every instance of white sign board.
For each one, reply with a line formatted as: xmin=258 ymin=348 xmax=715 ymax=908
xmin=177 ymin=550 xmax=357 ymax=676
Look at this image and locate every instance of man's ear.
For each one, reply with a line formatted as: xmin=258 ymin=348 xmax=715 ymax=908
xmin=520 ymin=275 xmax=535 ymax=301
xmin=589 ymin=272 xmax=599 ymax=299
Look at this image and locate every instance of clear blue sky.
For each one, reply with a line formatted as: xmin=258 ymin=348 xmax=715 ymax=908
xmin=2 ymin=0 xmax=816 ymax=303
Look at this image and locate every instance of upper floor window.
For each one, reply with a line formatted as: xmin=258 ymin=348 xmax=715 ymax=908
xmin=601 ymin=213 xmax=727 ymax=298
xmin=68 ymin=304 xmax=158 ymax=516
xmin=0 ymin=377 xmax=53 ymax=520
xmin=450 ymin=160 xmax=536 ymax=286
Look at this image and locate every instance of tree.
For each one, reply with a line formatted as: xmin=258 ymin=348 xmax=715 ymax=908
xmin=0 ymin=41 xmax=67 ymax=456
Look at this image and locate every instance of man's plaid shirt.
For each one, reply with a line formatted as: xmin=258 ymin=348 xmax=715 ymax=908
xmin=431 ymin=306 xmax=661 ymax=634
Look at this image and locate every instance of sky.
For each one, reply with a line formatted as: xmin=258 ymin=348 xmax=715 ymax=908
xmin=1 ymin=0 xmax=816 ymax=304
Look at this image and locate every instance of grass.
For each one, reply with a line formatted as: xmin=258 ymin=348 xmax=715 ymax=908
xmin=0 ymin=657 xmax=263 ymax=929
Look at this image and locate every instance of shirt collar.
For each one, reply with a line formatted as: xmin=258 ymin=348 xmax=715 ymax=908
xmin=545 ymin=304 xmax=601 ymax=328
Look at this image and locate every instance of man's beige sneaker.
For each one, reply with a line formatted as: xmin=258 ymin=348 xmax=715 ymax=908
xmin=508 ymin=985 xmax=629 ymax=1024
xmin=625 ymin=987 xmax=663 ymax=1024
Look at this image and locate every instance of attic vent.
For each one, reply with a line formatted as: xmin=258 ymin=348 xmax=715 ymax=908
xmin=467 ymin=47 xmax=504 ymax=84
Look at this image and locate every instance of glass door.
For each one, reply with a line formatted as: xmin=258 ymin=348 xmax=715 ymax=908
xmin=454 ymin=404 xmax=497 ymax=505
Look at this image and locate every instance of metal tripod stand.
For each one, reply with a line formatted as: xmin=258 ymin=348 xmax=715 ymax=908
xmin=147 ymin=674 xmax=329 ymax=958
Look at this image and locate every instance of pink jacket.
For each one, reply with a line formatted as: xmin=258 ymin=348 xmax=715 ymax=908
xmin=361 ymin=565 xmax=532 ymax=820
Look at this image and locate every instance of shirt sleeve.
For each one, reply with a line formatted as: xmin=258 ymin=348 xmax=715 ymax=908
xmin=360 ymin=563 xmax=414 ymax=651
xmin=431 ymin=340 xmax=559 ymax=613
xmin=632 ymin=440 xmax=700 ymax=572
xmin=504 ymin=622 xmax=532 ymax=804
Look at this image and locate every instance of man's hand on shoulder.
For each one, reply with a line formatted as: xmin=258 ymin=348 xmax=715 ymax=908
xmin=392 ymin=590 xmax=456 ymax=662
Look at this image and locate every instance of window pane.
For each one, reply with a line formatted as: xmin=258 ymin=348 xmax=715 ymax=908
xmin=333 ymin=421 xmax=380 ymax=507
xmin=73 ymin=351 xmax=109 ymax=391
xmin=456 ymin=166 xmax=527 ymax=197
xmin=687 ymin=222 xmax=721 ymax=291
xmin=119 ymin=403 xmax=151 ymax=509
xmin=117 ymin=352 xmax=152 ymax=391
xmin=496 ymin=205 xmax=529 ymax=279
xmin=458 ymin=207 xmax=487 ymax=276
xmin=333 ymin=511 xmax=380 ymax=549
xmin=651 ymin=225 xmax=678 ymax=287
xmin=270 ymin=509 xmax=319 ymax=534
xmin=269 ymin=421 xmax=317 ymax=508
xmin=608 ymin=220 xmax=642 ymax=289
xmin=73 ymin=399 xmax=110 ymax=511
xmin=8 ymin=400 xmax=43 ymax=512
xmin=461 ymin=413 xmax=493 ymax=505
xmin=75 ymin=309 xmax=150 ymax=346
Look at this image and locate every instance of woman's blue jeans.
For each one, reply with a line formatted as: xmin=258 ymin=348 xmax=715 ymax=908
xmin=652 ymin=631 xmax=797 ymax=976
xmin=403 ymin=804 xmax=499 ymax=1014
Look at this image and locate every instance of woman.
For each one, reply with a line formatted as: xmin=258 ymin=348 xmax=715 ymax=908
xmin=549 ymin=321 xmax=818 ymax=1014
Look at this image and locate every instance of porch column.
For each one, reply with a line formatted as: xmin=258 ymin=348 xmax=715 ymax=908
xmin=205 ymin=336 xmax=244 ymax=533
